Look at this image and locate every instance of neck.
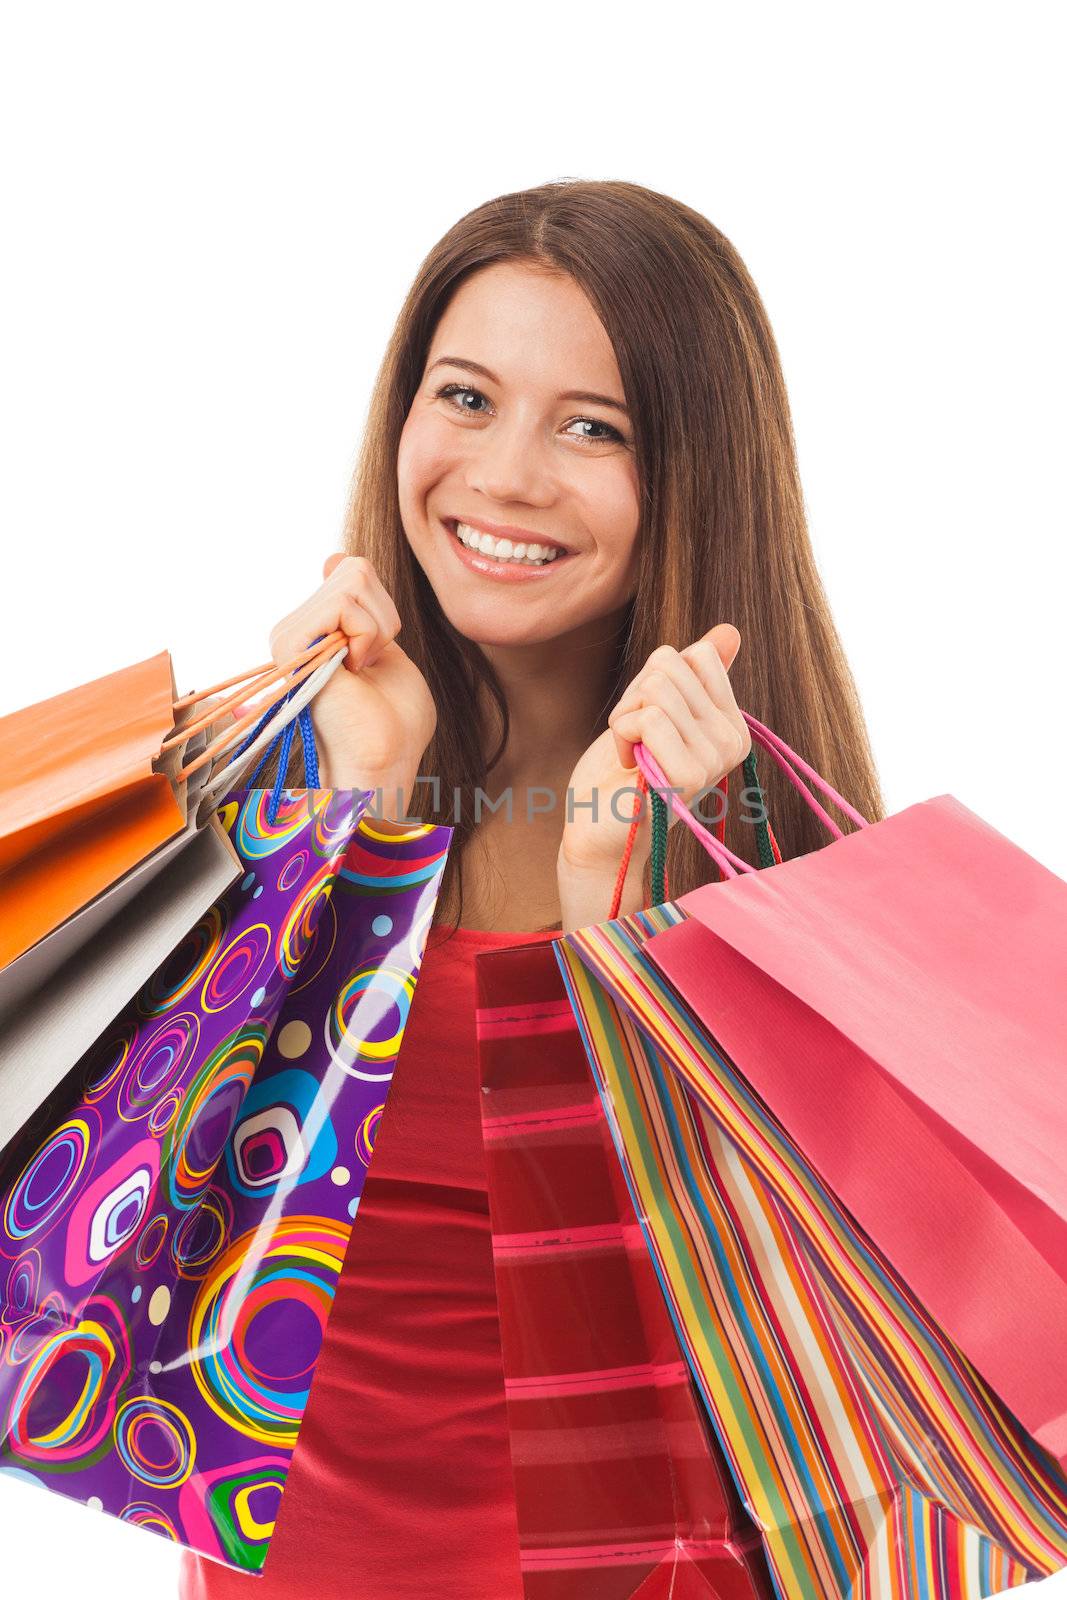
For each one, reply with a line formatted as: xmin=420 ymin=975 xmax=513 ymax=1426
xmin=477 ymin=607 xmax=630 ymax=795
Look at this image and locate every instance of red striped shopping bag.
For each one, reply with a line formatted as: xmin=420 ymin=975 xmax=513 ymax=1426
xmin=551 ymin=730 xmax=1067 ymax=1600
xmin=475 ymin=936 xmax=777 ymax=1600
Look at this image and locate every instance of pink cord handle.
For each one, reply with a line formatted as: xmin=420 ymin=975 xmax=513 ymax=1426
xmin=633 ymin=708 xmax=870 ymax=880
xmin=634 ymin=744 xmax=753 ymax=879
xmin=741 ymin=711 xmax=870 ymax=833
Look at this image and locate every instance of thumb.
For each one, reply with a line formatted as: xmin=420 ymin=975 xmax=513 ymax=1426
xmin=709 ymin=622 xmax=741 ymax=671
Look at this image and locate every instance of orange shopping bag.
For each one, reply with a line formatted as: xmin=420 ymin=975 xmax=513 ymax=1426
xmin=0 ymin=632 xmax=349 ymax=1148
xmin=0 ymin=631 xmax=348 ymax=970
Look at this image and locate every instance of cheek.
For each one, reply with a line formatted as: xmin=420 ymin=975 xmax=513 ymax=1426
xmin=581 ymin=458 xmax=641 ymax=560
xmin=397 ymin=414 xmax=454 ymax=515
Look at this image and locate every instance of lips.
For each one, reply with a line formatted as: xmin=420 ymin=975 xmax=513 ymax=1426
xmin=441 ymin=516 xmax=573 ymax=581
xmin=444 ymin=517 xmax=572 ymax=555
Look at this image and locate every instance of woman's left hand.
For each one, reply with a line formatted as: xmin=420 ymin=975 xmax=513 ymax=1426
xmin=556 ymin=624 xmax=751 ymax=928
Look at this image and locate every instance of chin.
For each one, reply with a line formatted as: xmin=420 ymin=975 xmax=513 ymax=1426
xmin=444 ymin=607 xmax=564 ymax=649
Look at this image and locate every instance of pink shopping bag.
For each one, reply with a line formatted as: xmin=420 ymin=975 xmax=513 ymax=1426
xmin=630 ymin=718 xmax=1067 ymax=1470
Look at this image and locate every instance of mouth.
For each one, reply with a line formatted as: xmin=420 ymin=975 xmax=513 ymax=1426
xmin=442 ymin=517 xmax=574 ymax=576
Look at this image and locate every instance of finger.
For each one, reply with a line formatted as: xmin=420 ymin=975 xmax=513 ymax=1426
xmin=678 ymin=626 xmax=741 ymax=711
xmin=609 ymin=704 xmax=708 ymax=810
xmin=327 ymin=555 xmax=402 ymax=639
xmin=679 ymin=630 xmax=750 ymax=753
xmin=612 ymin=689 xmax=748 ymax=791
xmin=611 ymin=667 xmax=701 ymax=748
xmin=337 ymin=596 xmax=384 ymax=672
xmin=613 ymin=649 xmax=748 ymax=766
xmin=271 ymin=589 xmax=382 ymax=673
xmin=613 ymin=650 xmax=710 ymax=727
xmin=283 ymin=559 xmax=401 ymax=668
xmin=334 ymin=588 xmax=396 ymax=669
xmin=705 ymin=622 xmax=741 ymax=669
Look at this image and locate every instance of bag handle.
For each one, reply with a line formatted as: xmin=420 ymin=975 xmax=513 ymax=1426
xmin=157 ymin=632 xmax=348 ymax=823
xmin=739 ymin=710 xmax=870 ymax=835
xmin=196 ymin=644 xmax=346 ymax=811
xmin=616 ymin=709 xmax=870 ymax=898
xmin=637 ymin=744 xmax=755 ymax=881
xmin=168 ymin=629 xmax=348 ymax=783
xmin=608 ymin=742 xmax=780 ymax=917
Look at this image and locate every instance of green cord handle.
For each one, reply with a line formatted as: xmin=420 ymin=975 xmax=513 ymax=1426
xmin=648 ymin=745 xmax=774 ymax=904
xmin=650 ymin=787 xmax=669 ymax=904
xmin=747 ymin=747 xmax=777 ymax=870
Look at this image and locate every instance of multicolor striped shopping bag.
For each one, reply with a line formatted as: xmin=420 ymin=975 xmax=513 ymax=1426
xmin=551 ymin=734 xmax=1067 ymax=1600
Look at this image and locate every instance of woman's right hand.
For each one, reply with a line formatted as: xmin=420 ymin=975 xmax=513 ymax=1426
xmin=268 ymin=553 xmax=437 ymax=817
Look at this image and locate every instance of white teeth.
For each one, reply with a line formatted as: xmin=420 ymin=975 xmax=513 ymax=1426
xmin=453 ymin=522 xmax=560 ymax=565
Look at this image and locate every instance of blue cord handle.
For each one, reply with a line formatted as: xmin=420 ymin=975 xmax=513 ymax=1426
xmin=230 ymin=636 xmax=326 ymax=822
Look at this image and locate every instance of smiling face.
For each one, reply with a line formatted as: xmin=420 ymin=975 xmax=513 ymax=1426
xmin=397 ymin=260 xmax=641 ymax=647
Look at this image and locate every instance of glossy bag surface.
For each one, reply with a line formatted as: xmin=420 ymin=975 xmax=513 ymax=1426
xmin=0 ymin=785 xmax=453 ymax=1574
xmin=476 ymin=936 xmax=777 ymax=1600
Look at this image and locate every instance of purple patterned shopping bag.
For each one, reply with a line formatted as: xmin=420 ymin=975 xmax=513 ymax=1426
xmin=0 ymin=785 xmax=452 ymax=1573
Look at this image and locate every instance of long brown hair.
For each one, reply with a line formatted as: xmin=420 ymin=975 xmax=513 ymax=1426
xmin=298 ymin=180 xmax=885 ymax=932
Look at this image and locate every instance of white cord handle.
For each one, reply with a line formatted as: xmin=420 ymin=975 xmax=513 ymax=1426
xmin=196 ymin=645 xmax=347 ymax=809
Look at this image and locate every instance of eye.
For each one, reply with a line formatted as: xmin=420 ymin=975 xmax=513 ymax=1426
xmin=564 ymin=416 xmax=626 ymax=446
xmin=434 ymin=382 xmax=490 ymax=415
xmin=433 ymin=381 xmax=629 ymax=447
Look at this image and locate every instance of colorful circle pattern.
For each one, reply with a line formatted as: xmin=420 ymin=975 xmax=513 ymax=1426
xmin=81 ymin=1028 xmax=132 ymax=1103
xmin=354 ymin=1105 xmax=383 ymax=1169
xmin=119 ymin=1500 xmax=180 ymax=1540
xmin=2 ymin=1115 xmax=97 ymax=1249
xmin=136 ymin=903 xmax=228 ymax=1019
xmin=276 ymin=864 xmax=333 ymax=981
xmin=2 ymin=1250 xmax=41 ymax=1324
xmin=325 ymin=964 xmax=414 ymax=1081
xmin=235 ymin=791 xmax=328 ymax=861
xmin=114 ymin=1395 xmax=196 ymax=1488
xmin=201 ymin=925 xmax=272 ymax=1014
xmin=118 ymin=1013 xmax=200 ymax=1122
xmin=162 ymin=1026 xmax=266 ymax=1211
xmin=188 ymin=1217 xmax=348 ymax=1448
xmin=170 ymin=1188 xmax=233 ymax=1280
xmin=134 ymin=1214 xmax=169 ymax=1271
xmin=3 ymin=1294 xmax=131 ymax=1469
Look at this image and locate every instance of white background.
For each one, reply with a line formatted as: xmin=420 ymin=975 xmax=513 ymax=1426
xmin=0 ymin=4 xmax=1064 ymax=1596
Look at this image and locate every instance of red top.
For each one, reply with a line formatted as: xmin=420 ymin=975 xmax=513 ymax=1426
xmin=179 ymin=921 xmax=559 ymax=1600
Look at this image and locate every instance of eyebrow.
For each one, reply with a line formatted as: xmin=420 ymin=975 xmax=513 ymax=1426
xmin=427 ymin=355 xmax=629 ymax=415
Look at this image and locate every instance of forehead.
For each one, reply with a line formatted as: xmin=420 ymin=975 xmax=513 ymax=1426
xmin=427 ymin=261 xmax=623 ymax=394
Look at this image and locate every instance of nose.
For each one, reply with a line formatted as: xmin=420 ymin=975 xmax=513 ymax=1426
xmin=464 ymin=415 xmax=556 ymax=508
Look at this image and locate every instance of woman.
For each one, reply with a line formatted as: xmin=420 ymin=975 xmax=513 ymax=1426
xmin=180 ymin=178 xmax=884 ymax=1598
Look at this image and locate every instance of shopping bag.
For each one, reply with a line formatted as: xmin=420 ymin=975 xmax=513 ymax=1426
xmin=0 ymin=650 xmax=211 ymax=969
xmin=0 ymin=628 xmax=347 ymax=973
xmin=0 ymin=635 xmax=348 ymax=1149
xmin=475 ymin=937 xmax=776 ymax=1600
xmin=0 ymin=755 xmax=454 ymax=1571
xmin=553 ymin=735 xmax=1067 ymax=1600
xmin=634 ymin=718 xmax=1067 ymax=1470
